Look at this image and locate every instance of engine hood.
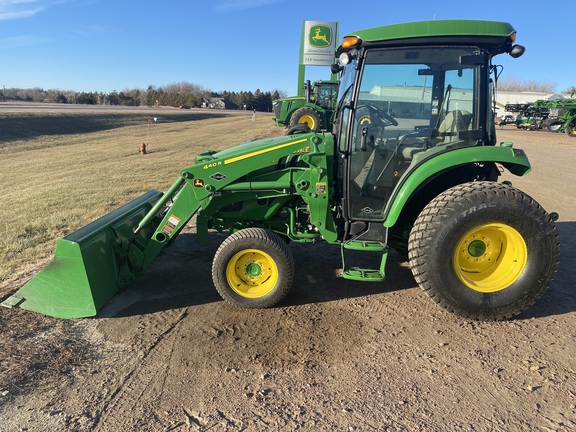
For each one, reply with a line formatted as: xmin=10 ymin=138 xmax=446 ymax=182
xmin=209 ymin=133 xmax=316 ymax=165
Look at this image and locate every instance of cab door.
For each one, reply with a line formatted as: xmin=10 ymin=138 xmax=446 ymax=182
xmin=344 ymin=47 xmax=478 ymax=224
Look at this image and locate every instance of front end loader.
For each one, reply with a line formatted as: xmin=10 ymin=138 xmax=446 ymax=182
xmin=3 ymin=20 xmax=560 ymax=321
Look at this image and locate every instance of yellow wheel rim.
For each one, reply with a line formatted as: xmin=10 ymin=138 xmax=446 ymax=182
xmin=226 ymin=249 xmax=278 ymax=298
xmin=453 ymin=223 xmax=527 ymax=293
xmin=298 ymin=115 xmax=316 ymax=130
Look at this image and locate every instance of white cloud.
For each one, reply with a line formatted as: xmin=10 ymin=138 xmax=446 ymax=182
xmin=0 ymin=0 xmax=47 ymax=20
xmin=0 ymin=34 xmax=52 ymax=47
xmin=213 ymin=0 xmax=285 ymax=13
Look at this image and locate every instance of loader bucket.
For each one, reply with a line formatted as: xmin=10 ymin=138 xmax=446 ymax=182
xmin=1 ymin=190 xmax=163 ymax=319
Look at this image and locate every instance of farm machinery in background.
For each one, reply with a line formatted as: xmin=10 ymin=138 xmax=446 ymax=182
xmin=2 ymin=20 xmax=560 ymax=322
xmin=503 ymin=103 xmax=548 ymax=130
xmin=536 ymin=99 xmax=576 ymax=136
xmin=504 ymin=99 xmax=576 ymax=136
xmin=272 ymin=79 xmax=338 ymax=132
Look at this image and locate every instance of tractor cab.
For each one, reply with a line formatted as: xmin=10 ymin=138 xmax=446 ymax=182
xmin=335 ymin=46 xmax=486 ymax=222
xmin=331 ymin=22 xmax=524 ymax=246
xmin=310 ymin=80 xmax=338 ymax=110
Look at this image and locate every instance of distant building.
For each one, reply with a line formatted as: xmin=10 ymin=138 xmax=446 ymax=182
xmin=360 ymin=85 xmax=556 ymax=119
xmin=202 ymin=97 xmax=237 ymax=110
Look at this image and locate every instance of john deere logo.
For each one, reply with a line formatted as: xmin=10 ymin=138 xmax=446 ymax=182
xmin=309 ymin=25 xmax=332 ymax=47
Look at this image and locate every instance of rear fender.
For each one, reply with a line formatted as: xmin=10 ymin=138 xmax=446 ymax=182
xmin=383 ymin=145 xmax=531 ymax=228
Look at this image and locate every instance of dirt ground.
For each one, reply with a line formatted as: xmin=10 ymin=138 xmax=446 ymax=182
xmin=1 ymin=126 xmax=575 ymax=431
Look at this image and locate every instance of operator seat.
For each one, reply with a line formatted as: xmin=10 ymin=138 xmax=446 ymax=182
xmin=436 ymin=110 xmax=472 ymax=145
xmin=400 ymin=109 xmax=473 ymax=160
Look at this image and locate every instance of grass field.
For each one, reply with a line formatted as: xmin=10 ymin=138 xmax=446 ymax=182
xmin=0 ymin=109 xmax=278 ymax=295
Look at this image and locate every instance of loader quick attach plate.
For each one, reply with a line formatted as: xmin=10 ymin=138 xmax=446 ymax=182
xmin=1 ymin=190 xmax=163 ymax=319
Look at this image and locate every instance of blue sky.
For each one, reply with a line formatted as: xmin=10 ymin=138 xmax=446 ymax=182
xmin=0 ymin=0 xmax=573 ymax=95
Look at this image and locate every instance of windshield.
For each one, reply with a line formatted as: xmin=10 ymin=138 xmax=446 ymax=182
xmin=355 ymin=47 xmax=479 ymax=147
xmin=314 ymin=83 xmax=338 ymax=109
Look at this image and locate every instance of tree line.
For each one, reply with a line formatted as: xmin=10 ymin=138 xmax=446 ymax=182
xmin=0 ymin=82 xmax=287 ymax=112
xmin=497 ymin=77 xmax=555 ymax=93
xmin=2 ymin=78 xmax=572 ymax=110
xmin=496 ymin=77 xmax=575 ymax=95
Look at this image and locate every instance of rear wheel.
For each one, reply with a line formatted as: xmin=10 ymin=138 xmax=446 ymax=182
xmin=408 ymin=182 xmax=559 ymax=320
xmin=212 ymin=228 xmax=294 ymax=308
xmin=290 ymin=107 xmax=322 ymax=132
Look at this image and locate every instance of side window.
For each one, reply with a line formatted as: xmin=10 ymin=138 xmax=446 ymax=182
xmin=348 ymin=63 xmax=432 ymax=220
xmin=443 ymin=69 xmax=475 ymax=120
xmin=435 ymin=68 xmax=476 ymax=146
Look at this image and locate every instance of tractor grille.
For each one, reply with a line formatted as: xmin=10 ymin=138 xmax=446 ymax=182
xmin=273 ymin=101 xmax=282 ymax=119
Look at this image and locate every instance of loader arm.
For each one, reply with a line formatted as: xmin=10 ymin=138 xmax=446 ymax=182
xmin=2 ymin=133 xmax=337 ymax=318
xmin=134 ymin=133 xmax=338 ymax=269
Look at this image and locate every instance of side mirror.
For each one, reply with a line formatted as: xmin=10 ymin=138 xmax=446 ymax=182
xmin=330 ymin=63 xmax=343 ymax=74
xmin=509 ymin=44 xmax=525 ymax=58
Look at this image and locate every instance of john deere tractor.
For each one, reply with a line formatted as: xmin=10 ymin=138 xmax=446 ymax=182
xmin=3 ymin=20 xmax=560 ymax=321
xmin=272 ymin=79 xmax=338 ymax=132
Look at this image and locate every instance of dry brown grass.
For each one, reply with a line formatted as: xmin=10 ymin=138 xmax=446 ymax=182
xmin=0 ymin=109 xmax=279 ymax=295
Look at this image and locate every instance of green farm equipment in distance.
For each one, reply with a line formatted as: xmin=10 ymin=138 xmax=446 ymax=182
xmin=535 ymin=98 xmax=576 ymax=136
xmin=272 ymin=79 xmax=338 ymax=133
xmin=505 ymin=99 xmax=576 ymax=136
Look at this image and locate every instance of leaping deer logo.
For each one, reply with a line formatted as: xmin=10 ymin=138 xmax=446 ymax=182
xmin=312 ymin=28 xmax=329 ymax=44
xmin=309 ymin=25 xmax=331 ymax=47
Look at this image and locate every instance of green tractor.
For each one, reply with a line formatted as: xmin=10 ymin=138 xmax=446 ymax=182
xmin=3 ymin=20 xmax=560 ymax=321
xmin=272 ymin=79 xmax=338 ymax=132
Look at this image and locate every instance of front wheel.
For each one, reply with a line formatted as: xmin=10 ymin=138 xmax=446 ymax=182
xmin=212 ymin=228 xmax=294 ymax=308
xmin=408 ymin=182 xmax=559 ymax=320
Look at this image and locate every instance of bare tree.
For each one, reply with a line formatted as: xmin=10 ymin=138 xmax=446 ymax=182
xmin=497 ymin=76 xmax=557 ymax=93
xmin=563 ymin=86 xmax=576 ymax=97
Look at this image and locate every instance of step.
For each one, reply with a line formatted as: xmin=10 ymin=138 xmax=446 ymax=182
xmin=342 ymin=240 xmax=387 ymax=252
xmin=340 ymin=240 xmax=388 ymax=282
xmin=342 ymin=267 xmax=385 ymax=282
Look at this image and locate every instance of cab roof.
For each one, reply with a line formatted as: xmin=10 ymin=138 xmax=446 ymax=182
xmin=344 ymin=20 xmax=516 ymax=52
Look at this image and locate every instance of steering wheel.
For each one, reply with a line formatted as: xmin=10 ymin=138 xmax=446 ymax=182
xmin=371 ymin=132 xmax=427 ymax=188
xmin=357 ymin=103 xmax=398 ymax=127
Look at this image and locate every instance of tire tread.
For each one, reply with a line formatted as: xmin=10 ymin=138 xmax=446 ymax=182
xmin=408 ymin=182 xmax=560 ymax=320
